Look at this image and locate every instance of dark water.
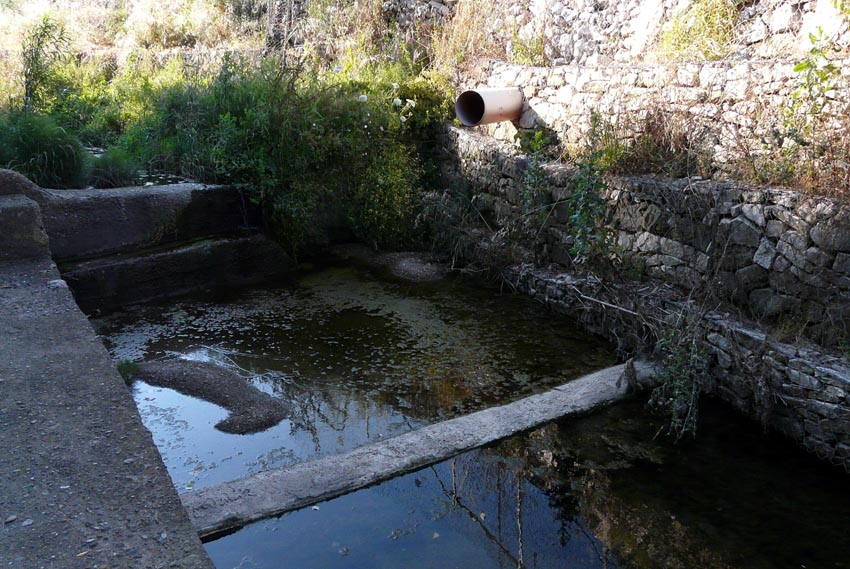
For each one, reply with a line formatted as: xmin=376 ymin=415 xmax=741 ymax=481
xmin=206 ymin=398 xmax=850 ymax=569
xmin=93 ymin=263 xmax=850 ymax=569
xmin=93 ymin=264 xmax=615 ymax=490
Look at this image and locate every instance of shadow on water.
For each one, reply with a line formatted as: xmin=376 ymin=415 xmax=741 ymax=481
xmin=206 ymin=398 xmax=850 ymax=569
xmin=92 ymin=264 xmax=616 ymax=490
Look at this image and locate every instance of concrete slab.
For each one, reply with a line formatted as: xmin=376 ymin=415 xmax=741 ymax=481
xmin=0 ymin=194 xmax=50 ymax=262
xmin=183 ymin=361 xmax=656 ymax=540
xmin=0 ymin=258 xmax=212 ymax=568
xmin=39 ymin=184 xmax=260 ymax=262
xmin=61 ymin=235 xmax=294 ymax=312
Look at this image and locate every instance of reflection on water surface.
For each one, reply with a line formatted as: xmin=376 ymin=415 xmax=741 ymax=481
xmin=93 ymin=264 xmax=615 ymax=490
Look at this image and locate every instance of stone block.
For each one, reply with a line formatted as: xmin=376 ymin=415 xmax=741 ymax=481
xmin=753 ymin=238 xmax=777 ymax=269
xmin=769 ymin=3 xmax=794 ymax=33
xmin=728 ymin=324 xmax=768 ymax=351
xmin=719 ymin=216 xmax=762 ymax=247
xmin=786 ymin=368 xmax=820 ymax=389
xmin=713 ymin=347 xmax=733 ymax=369
xmin=811 ymin=215 xmax=850 ymax=252
xmin=770 ymin=207 xmax=810 ymax=235
xmin=805 ymin=247 xmax=833 ymax=268
xmin=736 ymin=264 xmax=769 ymax=289
xmin=807 ymin=399 xmax=849 ymax=420
xmin=0 ymin=194 xmax=50 ymax=261
xmin=776 ymin=240 xmax=813 ymax=272
xmin=833 ymin=252 xmax=850 ymax=274
xmin=814 ymin=366 xmax=850 ymax=388
xmin=748 ymin=288 xmax=801 ymax=317
xmin=707 ymin=332 xmax=734 ymax=353
xmin=742 ymin=203 xmax=766 ymax=226
xmin=781 ymin=383 xmax=806 ymax=398
xmin=765 ymin=219 xmax=786 ymax=238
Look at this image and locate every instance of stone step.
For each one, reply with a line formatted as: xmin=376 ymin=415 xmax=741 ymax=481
xmin=61 ymin=234 xmax=294 ymax=312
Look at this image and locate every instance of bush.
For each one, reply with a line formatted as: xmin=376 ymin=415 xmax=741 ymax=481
xmin=648 ymin=332 xmax=710 ymax=441
xmin=107 ymin=55 xmax=450 ymax=252
xmin=21 ymin=15 xmax=69 ymax=112
xmin=349 ymin=144 xmax=422 ymax=247
xmin=46 ymin=57 xmax=118 ymax=146
xmin=90 ymin=147 xmax=137 ymax=188
xmin=0 ymin=110 xmax=91 ymax=188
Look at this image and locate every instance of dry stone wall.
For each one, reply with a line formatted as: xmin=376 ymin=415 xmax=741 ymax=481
xmin=442 ymin=126 xmax=850 ymax=345
xmin=507 ymin=265 xmax=850 ymax=469
xmin=438 ymin=126 xmax=850 ymax=469
xmin=456 ymin=0 xmax=850 ymax=66
xmin=472 ymin=59 xmax=850 ymax=170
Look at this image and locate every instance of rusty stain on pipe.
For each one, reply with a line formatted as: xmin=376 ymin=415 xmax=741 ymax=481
xmin=455 ymin=87 xmax=524 ymax=127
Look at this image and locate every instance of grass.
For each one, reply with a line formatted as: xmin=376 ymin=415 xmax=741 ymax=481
xmin=0 ymin=110 xmax=91 ymax=188
xmin=430 ymin=0 xmax=503 ymax=76
xmin=657 ymin=0 xmax=742 ymax=61
xmin=90 ymin=147 xmax=137 ymax=188
xmin=568 ymin=110 xmax=713 ymax=179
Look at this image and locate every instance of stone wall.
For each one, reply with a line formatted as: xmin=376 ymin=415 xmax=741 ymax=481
xmin=438 ymin=125 xmax=850 ymax=468
xmin=507 ymin=265 xmax=850 ymax=469
xmin=471 ymin=58 xmax=850 ymax=170
xmin=455 ymin=0 xmax=850 ymax=66
xmin=442 ymin=126 xmax=850 ymax=345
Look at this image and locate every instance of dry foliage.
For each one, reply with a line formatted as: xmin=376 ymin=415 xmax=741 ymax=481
xmin=430 ymin=0 xmax=505 ymax=77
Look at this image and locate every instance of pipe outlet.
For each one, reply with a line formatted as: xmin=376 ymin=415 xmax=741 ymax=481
xmin=455 ymin=87 xmax=524 ymax=127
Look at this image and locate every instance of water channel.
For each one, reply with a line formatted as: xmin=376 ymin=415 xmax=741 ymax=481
xmin=92 ymin=263 xmax=850 ymax=568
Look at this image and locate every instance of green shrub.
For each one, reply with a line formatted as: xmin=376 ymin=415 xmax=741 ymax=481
xmin=46 ymin=58 xmax=117 ymax=146
xmin=0 ymin=110 xmax=91 ymax=188
xmin=21 ymin=15 xmax=69 ymax=111
xmin=648 ymin=332 xmax=710 ymax=441
xmin=90 ymin=147 xmax=137 ymax=188
xmin=349 ymin=144 xmax=422 ymax=247
xmin=107 ymin=55 xmax=450 ymax=252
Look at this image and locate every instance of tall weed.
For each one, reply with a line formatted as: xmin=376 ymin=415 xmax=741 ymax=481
xmin=0 ymin=110 xmax=91 ymax=188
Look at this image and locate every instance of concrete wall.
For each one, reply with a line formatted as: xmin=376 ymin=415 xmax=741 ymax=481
xmin=35 ymin=183 xmax=259 ymax=262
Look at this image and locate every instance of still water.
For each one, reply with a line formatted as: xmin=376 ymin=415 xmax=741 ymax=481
xmin=207 ymin=399 xmax=850 ymax=569
xmin=93 ymin=264 xmax=615 ymax=490
xmin=93 ymin=264 xmax=849 ymax=568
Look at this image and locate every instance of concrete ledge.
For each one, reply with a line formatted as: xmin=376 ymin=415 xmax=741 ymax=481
xmin=61 ymin=234 xmax=294 ymax=312
xmin=0 ymin=258 xmax=212 ymax=567
xmin=183 ymin=360 xmax=656 ymax=540
xmin=41 ymin=183 xmax=260 ymax=261
xmin=0 ymin=194 xmax=50 ymax=262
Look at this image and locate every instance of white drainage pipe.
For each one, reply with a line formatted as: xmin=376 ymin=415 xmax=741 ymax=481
xmin=455 ymin=87 xmax=524 ymax=127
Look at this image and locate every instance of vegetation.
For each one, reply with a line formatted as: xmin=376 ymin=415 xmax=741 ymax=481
xmin=658 ymin=0 xmax=742 ymax=61
xmin=21 ymin=15 xmax=69 ymax=111
xmin=90 ymin=147 xmax=137 ymax=188
xmin=0 ymin=0 xmax=455 ymax=250
xmin=509 ymin=26 xmax=548 ymax=67
xmin=0 ymin=110 xmax=91 ymax=188
xmin=116 ymin=359 xmax=139 ymax=386
xmin=648 ymin=331 xmax=710 ymax=441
